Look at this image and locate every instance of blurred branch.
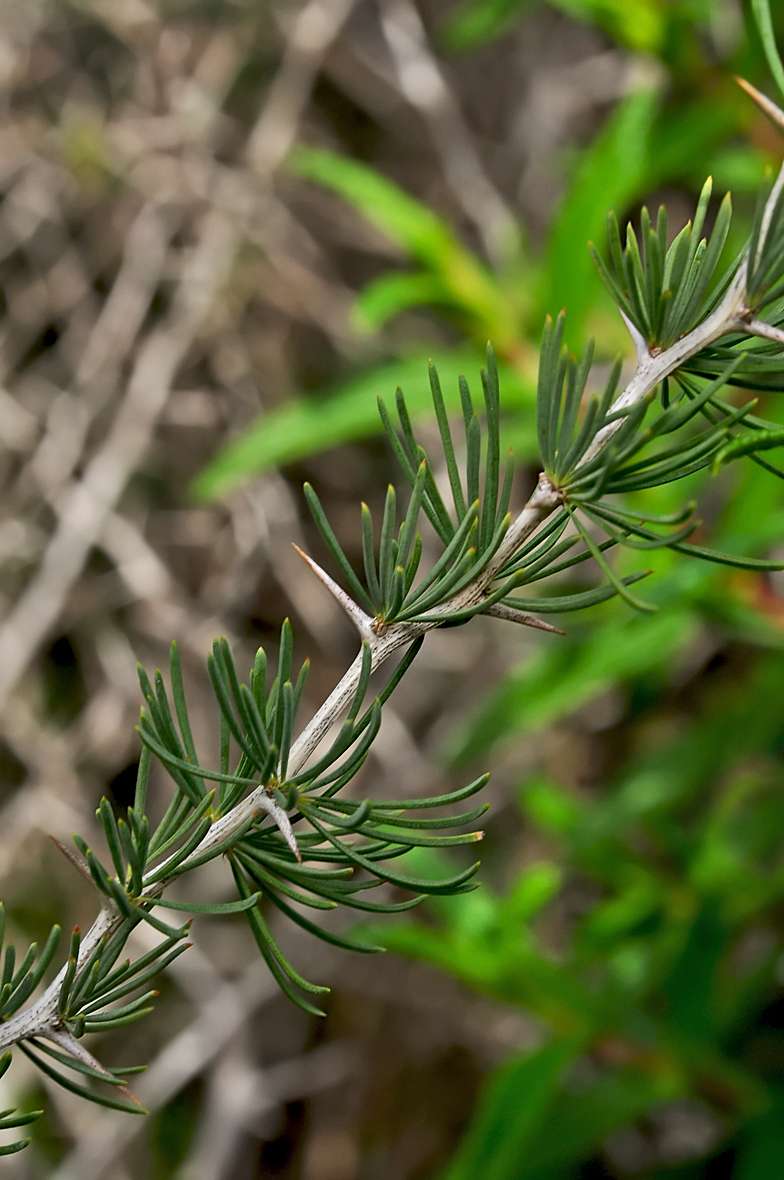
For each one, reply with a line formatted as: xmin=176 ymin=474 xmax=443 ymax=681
xmin=247 ymin=0 xmax=358 ymax=175
xmin=379 ymin=0 xmax=518 ymax=262
xmin=0 ymin=208 xmax=238 ymax=713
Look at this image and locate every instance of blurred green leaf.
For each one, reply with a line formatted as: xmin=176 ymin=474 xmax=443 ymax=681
xmin=193 ymin=353 xmax=535 ymax=501
xmin=439 ymin=1037 xmax=586 ymax=1180
xmin=449 ymin=607 xmax=697 ymax=766
xmin=518 ymin=1062 xmax=686 ymax=1178
xmin=708 ymin=145 xmax=771 ymax=194
xmin=541 ymin=87 xmax=660 ymax=336
xmin=291 ymin=147 xmax=461 ymax=267
xmin=289 ymin=147 xmax=520 ymax=348
xmin=752 ymin=0 xmax=784 ymax=101
xmin=353 ymin=272 xmax=452 ymax=331
xmin=373 ymin=643 xmax=784 ymax=1178
xmin=503 ymin=861 xmax=562 ymax=922
xmin=734 ymin=1089 xmax=784 ymax=1180
xmin=445 ymin=0 xmax=679 ymax=54
xmin=442 ymin=0 xmax=538 ymax=50
xmin=520 ymin=777 xmax=586 ymax=835
xmin=644 ymin=92 xmax=748 ymax=188
xmin=555 ymin=0 xmax=668 ymax=54
xmin=662 ymin=904 xmax=728 ymax=1043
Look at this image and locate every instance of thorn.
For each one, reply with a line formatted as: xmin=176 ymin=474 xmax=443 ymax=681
xmin=122 ymin=1088 xmax=146 ymax=1108
xmin=51 ymin=838 xmax=93 ymax=884
xmin=485 ymin=603 xmax=566 ymax=635
xmin=292 ymin=544 xmax=376 ymax=641
xmin=742 ymin=317 xmax=784 ymax=346
xmin=619 ymin=308 xmax=648 ymax=366
xmin=43 ymin=1028 xmax=145 ymax=1106
xmin=736 ymin=75 xmax=784 ymax=134
xmin=259 ymin=793 xmax=302 ymax=864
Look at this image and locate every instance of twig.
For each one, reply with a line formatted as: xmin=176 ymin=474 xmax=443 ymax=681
xmin=0 ymin=238 xmax=766 ymax=1055
xmin=378 ymin=0 xmax=517 ymax=263
xmin=246 ymin=0 xmax=358 ymax=175
xmin=293 ymin=543 xmax=376 ymax=641
xmin=2 ymin=21 xmax=784 ymax=1096
xmin=47 ymin=960 xmax=280 ymax=1180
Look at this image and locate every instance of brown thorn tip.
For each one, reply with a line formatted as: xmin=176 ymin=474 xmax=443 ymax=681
xmin=119 ymin=1085 xmax=144 ymax=1106
xmin=734 ymin=76 xmax=784 ymax=132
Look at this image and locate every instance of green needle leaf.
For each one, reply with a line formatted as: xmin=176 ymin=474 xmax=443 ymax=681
xmin=753 ymin=0 xmax=784 ymax=100
xmin=150 ymin=893 xmax=261 ymax=914
xmin=713 ymin=425 xmax=784 ymax=470
xmin=566 ymin=506 xmax=657 ymax=614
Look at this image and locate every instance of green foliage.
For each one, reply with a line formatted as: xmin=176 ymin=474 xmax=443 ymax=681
xmin=288 ymin=147 xmax=521 ymax=346
xmin=590 ymin=179 xmax=734 ymax=350
xmin=121 ymin=632 xmax=486 ymax=1015
xmin=303 ymin=348 xmax=522 ymax=626
xmin=0 ymin=906 xmax=61 ymax=1023
xmin=449 ymin=421 xmax=784 ymax=766
xmin=747 ymin=177 xmax=784 ymax=310
xmin=192 ymin=351 xmax=536 ymax=502
xmin=541 ymin=87 xmax=660 ymax=334
xmin=5 ymin=0 xmax=784 ymax=1162
xmin=0 ymin=623 xmax=492 ymax=1122
xmin=753 ymin=0 xmax=784 ymax=101
xmin=372 ymin=647 xmax=784 ymax=1175
xmin=440 ymin=1037 xmax=588 ymax=1180
xmin=194 ymin=0 xmax=780 ymax=500
xmin=444 ymin=0 xmax=693 ymax=55
xmin=334 ymin=5 xmax=784 ymax=1175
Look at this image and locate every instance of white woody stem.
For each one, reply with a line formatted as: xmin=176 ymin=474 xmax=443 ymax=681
xmin=3 ymin=155 xmax=784 ymax=1054
xmin=0 ymin=906 xmax=117 ymax=1051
